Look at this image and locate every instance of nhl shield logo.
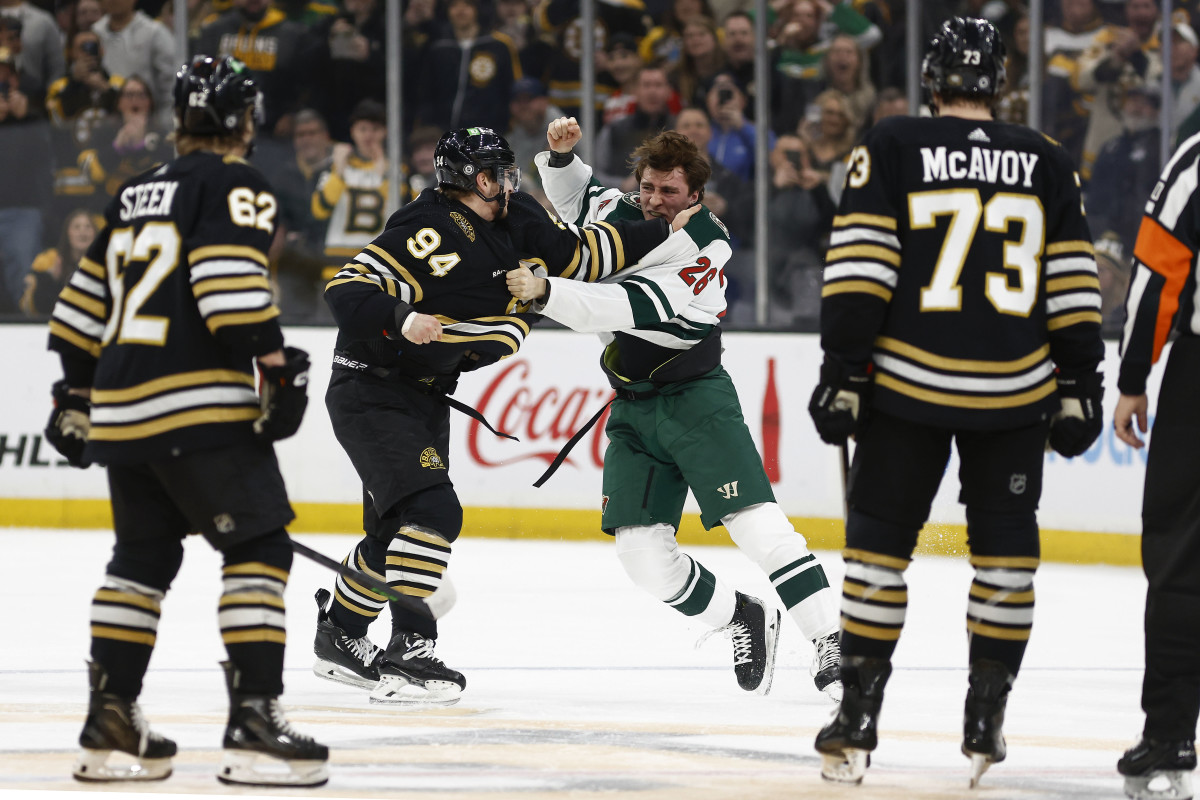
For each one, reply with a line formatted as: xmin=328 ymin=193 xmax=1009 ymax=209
xmin=1009 ymin=473 xmax=1027 ymax=495
xmin=420 ymin=447 xmax=447 ymax=470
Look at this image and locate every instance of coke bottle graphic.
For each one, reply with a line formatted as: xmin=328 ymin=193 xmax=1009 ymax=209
xmin=762 ymin=357 xmax=781 ymax=483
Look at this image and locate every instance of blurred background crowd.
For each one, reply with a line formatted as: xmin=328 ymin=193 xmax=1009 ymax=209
xmin=0 ymin=0 xmax=1189 ymax=333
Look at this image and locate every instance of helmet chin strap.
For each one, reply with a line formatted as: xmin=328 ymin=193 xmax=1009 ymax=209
xmin=473 ymin=183 xmax=507 ymax=212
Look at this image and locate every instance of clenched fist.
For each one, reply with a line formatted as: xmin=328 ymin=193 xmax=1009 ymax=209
xmin=404 ymin=313 xmax=443 ymax=344
xmin=507 ymin=265 xmax=547 ymax=302
xmin=547 ymin=116 xmax=582 ymax=153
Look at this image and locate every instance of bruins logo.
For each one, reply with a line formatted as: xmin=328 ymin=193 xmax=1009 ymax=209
xmin=469 ymin=53 xmax=496 ymax=86
xmin=420 ymin=447 xmax=447 ymax=470
xmin=451 ymin=211 xmax=475 ymax=242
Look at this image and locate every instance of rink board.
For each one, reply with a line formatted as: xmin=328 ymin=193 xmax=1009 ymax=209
xmin=0 ymin=324 xmax=1152 ymax=565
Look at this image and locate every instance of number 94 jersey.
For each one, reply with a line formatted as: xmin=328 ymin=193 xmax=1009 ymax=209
xmin=821 ymin=114 xmax=1105 ymax=430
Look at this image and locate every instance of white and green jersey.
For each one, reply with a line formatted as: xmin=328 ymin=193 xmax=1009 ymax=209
xmin=533 ymin=151 xmax=732 ymax=369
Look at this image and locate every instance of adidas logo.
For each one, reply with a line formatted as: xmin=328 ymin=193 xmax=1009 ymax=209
xmin=968 ymin=128 xmax=991 ymax=142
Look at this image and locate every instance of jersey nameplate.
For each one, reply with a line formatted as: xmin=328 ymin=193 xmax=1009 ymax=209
xmin=920 ymin=147 xmax=1039 ymax=188
xmin=119 ymin=181 xmax=180 ymax=221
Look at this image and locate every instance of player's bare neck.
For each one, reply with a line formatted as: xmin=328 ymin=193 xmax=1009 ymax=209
xmin=935 ymin=100 xmax=993 ymax=121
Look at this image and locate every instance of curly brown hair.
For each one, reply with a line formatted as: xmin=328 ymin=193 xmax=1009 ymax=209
xmin=629 ymin=130 xmax=711 ymax=197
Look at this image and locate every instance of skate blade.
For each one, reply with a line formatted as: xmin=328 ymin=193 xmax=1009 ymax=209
xmin=217 ymin=751 xmax=329 ymax=787
xmin=968 ymin=752 xmax=993 ymax=789
xmin=72 ymin=749 xmax=172 ymax=782
xmin=313 ymin=659 xmax=377 ymax=690
xmin=753 ymin=609 xmax=782 ymax=697
xmin=369 ymin=674 xmax=462 ymax=706
xmin=1123 ymin=770 xmax=1195 ymax=800
xmin=820 ymin=749 xmax=869 ymax=784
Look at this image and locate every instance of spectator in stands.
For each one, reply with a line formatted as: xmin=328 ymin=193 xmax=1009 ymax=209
xmin=536 ymin=0 xmax=642 ymax=117
xmin=1093 ymin=231 xmax=1129 ymax=338
xmin=673 ymin=105 xmax=751 ymax=243
xmin=194 ymin=0 xmax=315 ymax=138
xmin=1170 ymin=20 xmax=1200 ymax=140
xmin=276 ymin=0 xmax=338 ymax=25
xmin=0 ymin=44 xmax=51 ymax=313
xmin=1044 ymin=0 xmax=1111 ymax=167
xmin=996 ymin=12 xmax=1031 ymax=124
xmin=672 ymin=15 xmax=726 ymax=109
xmin=506 ymin=76 xmax=563 ymax=200
xmin=800 ymin=88 xmax=857 ymax=190
xmin=312 ymin=0 xmax=385 ymax=142
xmin=705 ymin=71 xmax=771 ymax=181
xmin=414 ymin=0 xmax=521 ymax=133
xmin=0 ymin=0 xmax=64 ymax=97
xmin=0 ymin=16 xmax=44 ymax=111
xmin=496 ymin=0 xmax=554 ymax=78
xmin=722 ymin=11 xmax=755 ymax=111
xmin=641 ymin=0 xmax=715 ymax=68
xmin=1087 ymin=81 xmax=1162 ymax=254
xmin=91 ymin=74 xmax=170 ymax=196
xmin=868 ymin=85 xmax=906 ymax=128
xmin=67 ymin=0 xmax=103 ymax=49
xmin=594 ymin=63 xmax=675 ymax=188
xmin=600 ymin=32 xmax=645 ymax=124
xmin=403 ymin=124 xmax=441 ymax=198
xmin=1075 ymin=0 xmax=1161 ymax=181
xmin=820 ymin=33 xmax=874 ymax=136
xmin=92 ymin=0 xmax=175 ymax=129
xmin=19 ymin=207 xmax=96 ymax=317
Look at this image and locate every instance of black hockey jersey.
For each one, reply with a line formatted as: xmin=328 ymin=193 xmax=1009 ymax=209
xmin=820 ymin=115 xmax=1105 ymax=429
xmin=324 ymin=189 xmax=671 ymax=378
xmin=48 ymin=151 xmax=284 ymax=463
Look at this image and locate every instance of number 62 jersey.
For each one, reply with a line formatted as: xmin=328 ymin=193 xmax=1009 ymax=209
xmin=820 ymin=114 xmax=1105 ymax=430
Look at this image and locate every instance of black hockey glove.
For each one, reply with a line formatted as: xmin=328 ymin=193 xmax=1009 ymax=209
xmin=808 ymin=359 xmax=870 ymax=446
xmin=254 ymin=346 xmax=310 ymax=442
xmin=45 ymin=380 xmax=91 ymax=468
xmin=1047 ymin=371 xmax=1104 ymax=458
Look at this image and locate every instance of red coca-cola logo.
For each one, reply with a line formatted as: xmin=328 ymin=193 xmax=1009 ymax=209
xmin=467 ymin=359 xmax=614 ymax=470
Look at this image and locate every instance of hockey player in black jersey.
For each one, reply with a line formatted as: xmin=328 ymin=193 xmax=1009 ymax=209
xmin=45 ymin=56 xmax=327 ymax=787
xmin=808 ymin=17 xmax=1105 ymax=787
xmin=315 ymin=126 xmax=696 ymax=705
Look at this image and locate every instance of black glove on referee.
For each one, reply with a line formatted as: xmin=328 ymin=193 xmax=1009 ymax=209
xmin=1047 ymin=371 xmax=1104 ymax=458
xmin=254 ymin=346 xmax=310 ymax=442
xmin=808 ymin=359 xmax=870 ymax=446
xmin=45 ymin=380 xmax=91 ymax=468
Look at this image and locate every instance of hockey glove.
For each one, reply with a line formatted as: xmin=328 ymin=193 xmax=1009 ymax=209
xmin=808 ymin=359 xmax=870 ymax=446
xmin=1047 ymin=371 xmax=1104 ymax=458
xmin=45 ymin=380 xmax=91 ymax=468
xmin=254 ymin=346 xmax=310 ymax=442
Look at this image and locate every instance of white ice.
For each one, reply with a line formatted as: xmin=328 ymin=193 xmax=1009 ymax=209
xmin=0 ymin=528 xmax=1148 ymax=799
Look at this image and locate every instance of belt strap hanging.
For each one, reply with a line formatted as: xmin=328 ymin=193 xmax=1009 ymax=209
xmin=533 ymin=395 xmax=616 ymax=487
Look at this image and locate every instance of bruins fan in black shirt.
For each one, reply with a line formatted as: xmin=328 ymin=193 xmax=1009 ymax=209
xmin=314 ymin=127 xmax=690 ymax=706
xmin=45 ymin=56 xmax=327 ymax=787
xmin=808 ymin=18 xmax=1105 ymax=788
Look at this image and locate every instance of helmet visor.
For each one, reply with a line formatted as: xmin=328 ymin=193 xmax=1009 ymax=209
xmin=494 ymin=164 xmax=521 ymax=193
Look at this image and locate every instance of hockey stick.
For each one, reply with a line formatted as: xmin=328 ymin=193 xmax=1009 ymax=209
xmin=290 ymin=539 xmax=437 ymax=620
xmin=837 ymin=442 xmax=850 ymax=525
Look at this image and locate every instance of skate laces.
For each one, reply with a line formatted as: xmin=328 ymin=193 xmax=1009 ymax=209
xmin=266 ymin=699 xmax=313 ymax=743
xmin=128 ymin=700 xmax=152 ymax=755
xmin=341 ymin=634 xmax=380 ymax=666
xmin=814 ymin=633 xmax=841 ymax=672
xmin=696 ymin=621 xmax=754 ymax=666
xmin=401 ymin=635 xmax=440 ymax=663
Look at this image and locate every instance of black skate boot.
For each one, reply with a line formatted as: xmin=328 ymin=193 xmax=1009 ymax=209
xmin=1118 ymin=736 xmax=1196 ymax=800
xmin=814 ymin=656 xmax=893 ymax=784
xmin=73 ymin=661 xmax=176 ymax=782
xmin=218 ymin=661 xmax=328 ymax=787
xmin=369 ymin=631 xmax=467 ymax=706
xmin=811 ymin=631 xmax=843 ymax=702
xmin=312 ymin=588 xmax=383 ymax=690
xmin=962 ymin=659 xmax=1014 ymax=788
xmin=698 ymin=591 xmax=781 ymax=695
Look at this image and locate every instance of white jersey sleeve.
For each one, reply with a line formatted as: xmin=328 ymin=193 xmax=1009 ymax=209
xmin=535 ymin=151 xmax=624 ymax=226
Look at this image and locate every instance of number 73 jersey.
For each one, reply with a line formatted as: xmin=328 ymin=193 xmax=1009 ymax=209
xmin=821 ymin=114 xmax=1105 ymax=430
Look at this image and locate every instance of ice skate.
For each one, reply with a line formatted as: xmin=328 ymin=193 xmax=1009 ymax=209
xmin=961 ymin=659 xmax=1014 ymax=788
xmin=218 ymin=661 xmax=328 ymax=787
xmin=312 ymin=588 xmax=383 ymax=690
xmin=73 ymin=661 xmax=176 ymax=782
xmin=697 ymin=591 xmax=780 ymax=695
xmin=814 ymin=656 xmax=892 ymax=784
xmin=1118 ymin=737 xmax=1196 ymax=800
xmin=370 ymin=631 xmax=466 ymax=706
xmin=811 ymin=631 xmax=843 ymax=703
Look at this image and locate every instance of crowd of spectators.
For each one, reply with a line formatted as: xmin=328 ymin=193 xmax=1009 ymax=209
xmin=1 ymin=0 xmax=1197 ymax=332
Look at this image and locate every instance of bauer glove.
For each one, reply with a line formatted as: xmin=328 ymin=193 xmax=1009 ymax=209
xmin=254 ymin=346 xmax=310 ymax=442
xmin=1047 ymin=371 xmax=1104 ymax=458
xmin=45 ymin=380 xmax=91 ymax=468
xmin=808 ymin=358 xmax=870 ymax=446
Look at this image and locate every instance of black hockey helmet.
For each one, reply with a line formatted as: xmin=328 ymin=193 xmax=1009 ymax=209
xmin=922 ymin=17 xmax=1007 ymax=100
xmin=435 ymin=127 xmax=520 ymax=197
xmin=173 ymin=55 xmax=260 ymax=136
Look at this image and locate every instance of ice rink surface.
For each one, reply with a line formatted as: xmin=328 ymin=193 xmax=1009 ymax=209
xmin=0 ymin=527 xmax=1149 ymax=800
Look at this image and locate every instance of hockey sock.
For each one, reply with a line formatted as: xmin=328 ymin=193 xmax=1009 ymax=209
xmin=839 ymin=549 xmax=911 ymax=661
xmin=89 ymin=575 xmax=164 ymax=698
xmin=219 ymin=536 xmax=291 ymax=696
xmin=615 ymin=524 xmax=737 ymax=628
xmin=966 ymin=558 xmax=1037 ymax=676
xmin=723 ymin=502 xmax=838 ymax=639
xmin=386 ymin=525 xmax=450 ymax=640
xmin=329 ymin=537 xmax=388 ymax=638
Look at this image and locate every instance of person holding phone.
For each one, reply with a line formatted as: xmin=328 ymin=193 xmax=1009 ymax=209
xmin=704 ymin=72 xmax=774 ymax=182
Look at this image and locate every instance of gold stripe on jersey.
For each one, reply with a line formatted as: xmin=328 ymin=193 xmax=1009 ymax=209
xmin=842 ymin=581 xmax=908 ymax=603
xmin=585 ymin=227 xmax=603 ymax=282
xmin=222 ymin=629 xmax=287 ymax=645
xmin=1046 ymin=274 xmax=1101 ymax=293
xmin=966 ymin=620 xmax=1031 ymax=641
xmin=224 ymin=562 xmax=291 ymax=583
xmin=1047 ymin=310 xmax=1103 ymax=330
xmin=91 ymin=624 xmax=156 ymax=645
xmin=555 ymin=243 xmax=584 ymax=280
xmin=48 ymin=319 xmax=102 ymax=357
xmin=969 ymin=584 xmax=1036 ymax=603
xmin=875 ymin=338 xmax=1051 ymax=374
xmin=193 ymin=274 xmax=273 ymax=296
xmin=89 ymin=406 xmax=260 ymax=441
xmin=843 ymin=548 xmax=911 ymax=571
xmin=822 ymin=280 xmax=893 ymax=302
xmin=970 ymin=555 xmax=1041 ymax=570
xmin=189 ymin=244 xmax=269 ymax=267
xmin=205 ymin=306 xmax=280 ymax=334
xmin=842 ymin=617 xmax=904 ymax=641
xmin=596 ymin=221 xmax=626 ymax=271
xmin=78 ymin=256 xmax=105 ymax=279
xmin=833 ymin=213 xmax=898 ymax=230
xmin=1045 ymin=239 xmax=1094 ymax=256
xmin=825 ymin=244 xmax=902 ymax=267
xmin=93 ymin=589 xmax=161 ymax=611
xmin=92 ymin=369 xmax=254 ymax=403
xmin=363 ymin=243 xmax=424 ymax=302
xmin=875 ymin=372 xmax=1057 ymax=409
xmin=58 ymin=287 xmax=106 ymax=318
